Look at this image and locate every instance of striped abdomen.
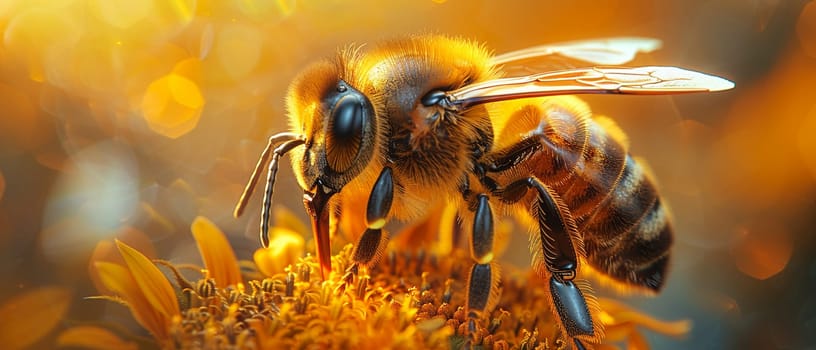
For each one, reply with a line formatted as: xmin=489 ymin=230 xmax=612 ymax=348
xmin=496 ymin=97 xmax=672 ymax=291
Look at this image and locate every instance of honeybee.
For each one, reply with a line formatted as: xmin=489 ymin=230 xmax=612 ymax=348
xmin=234 ymin=35 xmax=733 ymax=349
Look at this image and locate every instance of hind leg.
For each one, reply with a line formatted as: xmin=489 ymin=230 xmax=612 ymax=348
xmin=497 ymin=176 xmax=601 ymax=349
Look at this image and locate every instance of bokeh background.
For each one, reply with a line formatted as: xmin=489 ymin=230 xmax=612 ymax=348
xmin=1 ymin=0 xmax=815 ymax=349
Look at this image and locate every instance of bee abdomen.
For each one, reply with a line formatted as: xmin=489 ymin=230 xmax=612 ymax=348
xmin=580 ymin=156 xmax=672 ymax=291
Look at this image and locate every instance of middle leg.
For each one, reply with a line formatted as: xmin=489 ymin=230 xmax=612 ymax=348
xmin=464 ymin=193 xmax=502 ymax=333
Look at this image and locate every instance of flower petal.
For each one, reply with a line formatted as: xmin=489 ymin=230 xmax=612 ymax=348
xmin=88 ymin=229 xmax=157 ymax=295
xmin=254 ymin=227 xmax=305 ymax=276
xmin=599 ymin=298 xmax=691 ymax=337
xmin=94 ymin=261 xmax=168 ymax=341
xmin=191 ymin=216 xmax=243 ymax=287
xmin=627 ymin=329 xmax=650 ymax=350
xmin=57 ymin=326 xmax=138 ymax=350
xmin=115 ymin=240 xmax=180 ymax=319
xmin=0 ymin=286 xmax=72 ymax=350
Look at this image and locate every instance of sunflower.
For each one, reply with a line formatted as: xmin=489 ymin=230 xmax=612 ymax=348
xmin=58 ymin=209 xmax=689 ymax=349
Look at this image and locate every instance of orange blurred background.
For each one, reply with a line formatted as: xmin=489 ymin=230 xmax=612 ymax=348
xmin=1 ymin=0 xmax=815 ymax=349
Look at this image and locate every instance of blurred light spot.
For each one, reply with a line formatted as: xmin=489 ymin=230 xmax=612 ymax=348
xmin=3 ymin=6 xmax=83 ymax=81
xmin=214 ymin=23 xmax=262 ymax=80
xmin=0 ymin=0 xmax=15 ymax=17
xmin=89 ymin=0 xmax=154 ymax=29
xmin=431 ymin=0 xmax=448 ymax=3
xmin=40 ymin=141 xmax=140 ymax=265
xmin=731 ymin=225 xmax=793 ymax=280
xmin=798 ymin=1 xmax=816 ymax=58
xmin=141 ymin=73 xmax=204 ymax=139
xmin=798 ymin=105 xmax=816 ymax=181
xmin=237 ymin=0 xmax=296 ymax=21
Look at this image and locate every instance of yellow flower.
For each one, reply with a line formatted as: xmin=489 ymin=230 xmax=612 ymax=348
xmin=75 ymin=213 xmax=688 ymax=350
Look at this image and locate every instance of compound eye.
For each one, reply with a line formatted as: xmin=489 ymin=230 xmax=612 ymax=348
xmin=326 ymin=94 xmax=364 ymax=172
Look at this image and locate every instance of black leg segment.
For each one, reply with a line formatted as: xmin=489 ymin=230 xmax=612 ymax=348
xmin=366 ymin=167 xmax=393 ymax=229
xmin=550 ymin=278 xmax=594 ymax=337
xmin=351 ymin=167 xmax=394 ymax=267
xmin=467 ymin=263 xmax=493 ymax=313
xmin=353 ymin=228 xmax=384 ymax=265
xmin=498 ymin=177 xmax=579 ymax=277
xmin=471 ymin=194 xmax=494 ymax=263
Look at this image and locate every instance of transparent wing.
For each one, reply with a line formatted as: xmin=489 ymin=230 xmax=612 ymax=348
xmin=444 ymin=66 xmax=735 ymax=110
xmin=491 ymin=37 xmax=663 ymax=74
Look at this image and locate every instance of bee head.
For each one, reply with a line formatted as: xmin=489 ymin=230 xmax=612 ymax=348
xmin=286 ymin=61 xmax=378 ymax=194
xmin=285 ymin=60 xmax=380 ymax=278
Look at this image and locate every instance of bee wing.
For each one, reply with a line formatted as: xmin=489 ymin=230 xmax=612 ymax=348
xmin=444 ymin=66 xmax=735 ymax=110
xmin=492 ymin=37 xmax=662 ymax=75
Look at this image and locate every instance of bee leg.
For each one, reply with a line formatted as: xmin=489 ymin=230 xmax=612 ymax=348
xmin=350 ymin=167 xmax=394 ymax=271
xmin=498 ymin=177 xmax=597 ymax=348
xmin=465 ymin=194 xmax=501 ymax=337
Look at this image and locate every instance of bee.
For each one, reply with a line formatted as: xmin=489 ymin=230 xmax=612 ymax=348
xmin=234 ymin=35 xmax=733 ymax=348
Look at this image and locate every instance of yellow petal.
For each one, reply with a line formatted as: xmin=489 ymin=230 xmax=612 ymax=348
xmin=253 ymin=227 xmax=305 ymax=276
xmin=0 ymin=286 xmax=72 ymax=350
xmin=599 ymin=298 xmax=691 ymax=337
xmin=191 ymin=216 xmax=243 ymax=287
xmin=115 ymin=240 xmax=180 ymax=319
xmin=57 ymin=326 xmax=138 ymax=350
xmin=89 ymin=230 xmax=158 ymax=295
xmin=94 ymin=261 xmax=168 ymax=341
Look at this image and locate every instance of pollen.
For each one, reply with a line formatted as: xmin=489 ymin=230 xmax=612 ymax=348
xmin=369 ymin=218 xmax=387 ymax=230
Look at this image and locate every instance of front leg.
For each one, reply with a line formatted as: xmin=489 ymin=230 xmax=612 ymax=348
xmin=498 ymin=177 xmax=601 ymax=349
xmin=349 ymin=167 xmax=394 ymax=271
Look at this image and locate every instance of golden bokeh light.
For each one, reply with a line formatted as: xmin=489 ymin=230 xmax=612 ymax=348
xmin=141 ymin=73 xmax=205 ymax=138
xmin=214 ymin=23 xmax=263 ymax=81
xmin=89 ymin=0 xmax=154 ymax=29
xmin=2 ymin=4 xmax=84 ymax=82
xmin=731 ymin=226 xmax=794 ymax=280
